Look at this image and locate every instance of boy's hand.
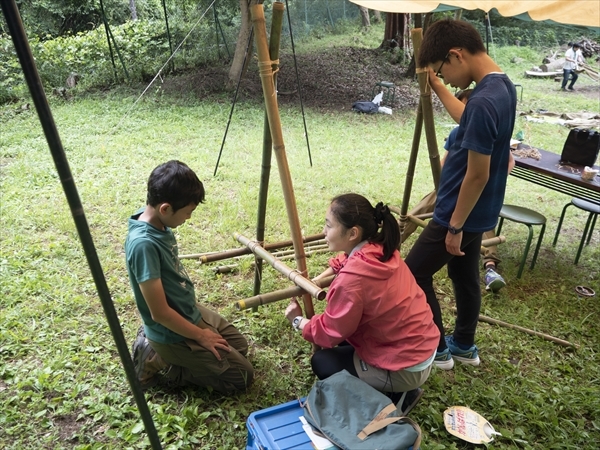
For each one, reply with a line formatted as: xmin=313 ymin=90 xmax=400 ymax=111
xmin=194 ymin=328 xmax=231 ymax=360
xmin=428 ymin=67 xmax=444 ymax=87
xmin=445 ymin=232 xmax=465 ymax=256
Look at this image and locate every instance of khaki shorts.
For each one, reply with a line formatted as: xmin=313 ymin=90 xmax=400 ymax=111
xmin=353 ymin=352 xmax=432 ymax=393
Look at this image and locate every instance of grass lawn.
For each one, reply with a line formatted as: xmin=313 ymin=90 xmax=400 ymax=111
xmin=1 ymin=23 xmax=599 ymax=449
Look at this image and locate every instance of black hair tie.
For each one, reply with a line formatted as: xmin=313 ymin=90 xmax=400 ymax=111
xmin=373 ymin=202 xmax=389 ymax=226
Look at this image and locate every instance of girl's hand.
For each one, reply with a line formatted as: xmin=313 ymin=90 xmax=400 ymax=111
xmin=285 ymin=297 xmax=303 ymax=322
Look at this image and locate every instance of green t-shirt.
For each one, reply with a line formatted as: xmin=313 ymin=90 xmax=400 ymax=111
xmin=125 ymin=210 xmax=201 ymax=343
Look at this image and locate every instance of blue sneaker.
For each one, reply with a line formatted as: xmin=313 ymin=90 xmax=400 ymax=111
xmin=434 ymin=348 xmax=455 ymax=370
xmin=445 ymin=335 xmax=480 ymax=366
xmin=484 ymin=267 xmax=506 ymax=293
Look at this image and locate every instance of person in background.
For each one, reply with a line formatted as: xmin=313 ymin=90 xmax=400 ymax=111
xmin=126 ymin=160 xmax=254 ymax=392
xmin=284 ymin=193 xmax=439 ymax=415
xmin=561 ymin=42 xmax=581 ymax=91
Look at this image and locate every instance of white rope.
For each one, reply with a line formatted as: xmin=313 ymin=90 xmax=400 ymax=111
xmin=112 ymin=0 xmax=217 ymax=132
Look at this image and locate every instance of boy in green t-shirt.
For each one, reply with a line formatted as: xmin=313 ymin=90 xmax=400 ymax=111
xmin=125 ymin=160 xmax=253 ymax=392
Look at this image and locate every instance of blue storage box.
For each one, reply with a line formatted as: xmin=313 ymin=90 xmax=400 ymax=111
xmin=246 ymin=398 xmax=315 ymax=450
xmin=246 ymin=398 xmax=418 ymax=450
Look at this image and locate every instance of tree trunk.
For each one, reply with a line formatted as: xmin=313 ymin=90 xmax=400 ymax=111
xmin=373 ymin=10 xmax=382 ymax=24
xmin=541 ymin=58 xmax=565 ymax=72
xmin=454 ymin=9 xmax=462 ymax=20
xmin=424 ymin=12 xmax=433 ymax=31
xmin=414 ymin=13 xmax=422 ymax=29
xmin=380 ymin=12 xmax=409 ymax=50
xmin=129 ymin=0 xmax=137 ymax=21
xmin=358 ymin=6 xmax=370 ymax=28
xmin=227 ymin=0 xmax=258 ymax=89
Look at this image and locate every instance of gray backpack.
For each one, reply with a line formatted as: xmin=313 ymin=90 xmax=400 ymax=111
xmin=302 ymin=370 xmax=422 ymax=450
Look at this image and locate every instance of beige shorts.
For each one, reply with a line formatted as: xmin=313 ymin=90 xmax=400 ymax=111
xmin=353 ymin=352 xmax=433 ymax=392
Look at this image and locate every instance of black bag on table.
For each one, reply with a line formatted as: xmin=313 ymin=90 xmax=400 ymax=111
xmin=560 ymin=128 xmax=600 ymax=167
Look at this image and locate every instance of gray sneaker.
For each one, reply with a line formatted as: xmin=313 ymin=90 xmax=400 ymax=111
xmin=484 ymin=267 xmax=506 ymax=293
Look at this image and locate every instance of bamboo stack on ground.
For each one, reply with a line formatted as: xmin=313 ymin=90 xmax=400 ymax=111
xmin=251 ymin=4 xmax=314 ymax=317
xmin=213 ymin=245 xmax=331 ymax=274
xmin=580 ymin=63 xmax=599 ymax=81
xmin=178 ymin=233 xmax=325 ymax=261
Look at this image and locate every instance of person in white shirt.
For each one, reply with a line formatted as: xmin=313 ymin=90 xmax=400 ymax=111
xmin=562 ymin=42 xmax=581 ymax=91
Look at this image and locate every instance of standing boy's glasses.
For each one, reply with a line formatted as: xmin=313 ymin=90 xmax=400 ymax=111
xmin=435 ymin=52 xmax=450 ymax=79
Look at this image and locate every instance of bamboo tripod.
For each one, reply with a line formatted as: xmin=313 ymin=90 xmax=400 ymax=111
xmin=184 ymin=3 xmax=325 ymax=315
xmin=397 ymin=28 xmax=443 ymax=240
xmin=245 ymin=2 xmax=318 ymax=318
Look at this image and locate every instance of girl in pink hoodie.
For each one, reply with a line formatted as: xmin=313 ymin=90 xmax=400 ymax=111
xmin=285 ymin=193 xmax=439 ymax=414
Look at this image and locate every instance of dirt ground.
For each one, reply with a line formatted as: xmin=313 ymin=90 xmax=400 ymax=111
xmin=162 ymin=45 xmax=600 ymax=112
xmin=162 ymin=46 xmax=425 ymax=111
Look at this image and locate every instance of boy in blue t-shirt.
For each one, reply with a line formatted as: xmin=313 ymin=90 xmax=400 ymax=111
xmin=125 ymin=160 xmax=254 ymax=391
xmin=405 ymin=19 xmax=517 ymax=370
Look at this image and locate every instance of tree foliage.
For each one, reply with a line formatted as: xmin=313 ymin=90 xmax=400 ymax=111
xmin=5 ymin=0 xmax=225 ymax=39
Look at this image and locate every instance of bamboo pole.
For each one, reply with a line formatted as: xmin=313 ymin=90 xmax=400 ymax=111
xmin=413 ymin=28 xmax=442 ymax=190
xmin=251 ymin=4 xmax=314 ymax=317
xmin=237 ymin=276 xmax=335 ymax=310
xmin=253 ymin=1 xmax=285 ymax=301
xmin=398 ymin=28 xmax=443 ymax=245
xmin=179 ymin=233 xmax=325 ymax=261
xmin=481 ymin=236 xmax=505 ymax=247
xmin=398 ymin=31 xmax=425 ymax=243
xmin=451 ymin=308 xmax=579 ymax=349
xmin=398 ymin=99 xmax=423 ymax=243
xmin=236 ymin=233 xmax=326 ymax=301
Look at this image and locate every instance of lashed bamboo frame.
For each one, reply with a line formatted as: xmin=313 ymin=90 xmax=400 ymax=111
xmin=248 ymin=3 xmax=315 ymax=318
xmin=236 ymin=233 xmax=326 ymax=301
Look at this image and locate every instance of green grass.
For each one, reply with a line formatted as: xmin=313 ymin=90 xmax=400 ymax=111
xmin=1 ymin=26 xmax=600 ymax=449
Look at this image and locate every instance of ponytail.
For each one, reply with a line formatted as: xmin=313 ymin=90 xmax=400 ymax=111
xmin=371 ymin=202 xmax=401 ymax=262
xmin=330 ymin=194 xmax=400 ymax=262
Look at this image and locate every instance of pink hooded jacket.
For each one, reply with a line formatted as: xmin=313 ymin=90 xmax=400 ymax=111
xmin=302 ymin=242 xmax=439 ymax=371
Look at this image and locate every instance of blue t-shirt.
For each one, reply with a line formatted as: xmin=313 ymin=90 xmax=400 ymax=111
xmin=444 ymin=126 xmax=459 ymax=151
xmin=125 ymin=209 xmax=201 ymax=344
xmin=434 ymin=74 xmax=517 ymax=232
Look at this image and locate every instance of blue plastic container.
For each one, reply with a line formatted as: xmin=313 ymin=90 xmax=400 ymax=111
xmin=246 ymin=398 xmax=417 ymax=450
xmin=246 ymin=398 xmax=314 ymax=450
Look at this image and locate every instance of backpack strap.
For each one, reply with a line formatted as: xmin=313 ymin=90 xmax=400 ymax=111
xmin=357 ymin=403 xmax=400 ymax=440
xmin=357 ymin=406 xmax=423 ymax=446
xmin=398 ymin=416 xmax=422 ymax=449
